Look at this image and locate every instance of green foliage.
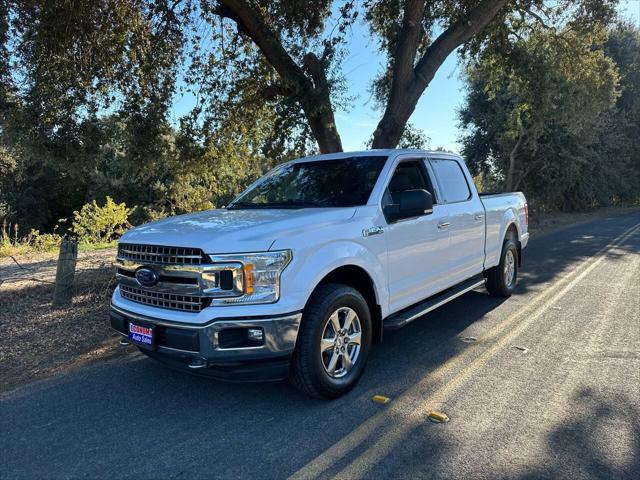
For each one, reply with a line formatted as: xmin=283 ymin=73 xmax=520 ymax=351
xmin=0 ymin=222 xmax=62 ymax=257
xmin=71 ymin=197 xmax=132 ymax=244
xmin=459 ymin=20 xmax=640 ymax=211
xmin=1 ymin=0 xmax=636 ymax=240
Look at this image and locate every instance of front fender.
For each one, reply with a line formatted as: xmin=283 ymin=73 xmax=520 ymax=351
xmin=277 ymin=240 xmax=388 ymax=316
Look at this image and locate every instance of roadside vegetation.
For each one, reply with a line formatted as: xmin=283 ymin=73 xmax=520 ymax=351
xmin=0 ymin=196 xmax=130 ymax=257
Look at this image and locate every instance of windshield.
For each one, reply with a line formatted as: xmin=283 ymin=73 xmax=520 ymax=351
xmin=229 ymin=156 xmax=387 ymax=209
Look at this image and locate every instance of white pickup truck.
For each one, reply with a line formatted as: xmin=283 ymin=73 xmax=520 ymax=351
xmin=111 ymin=149 xmax=529 ymax=398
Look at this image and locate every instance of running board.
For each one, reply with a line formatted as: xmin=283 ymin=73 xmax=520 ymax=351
xmin=383 ymin=275 xmax=487 ymax=330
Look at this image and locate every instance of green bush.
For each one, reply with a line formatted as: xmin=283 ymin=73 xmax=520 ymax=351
xmin=71 ymin=196 xmax=133 ymax=244
xmin=27 ymin=229 xmax=63 ymax=251
xmin=0 ymin=224 xmax=62 ymax=257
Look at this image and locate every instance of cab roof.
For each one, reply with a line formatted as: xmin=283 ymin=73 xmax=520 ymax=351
xmin=295 ymin=149 xmax=460 ymax=163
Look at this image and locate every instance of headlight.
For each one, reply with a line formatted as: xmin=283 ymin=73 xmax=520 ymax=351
xmin=207 ymin=250 xmax=292 ymax=305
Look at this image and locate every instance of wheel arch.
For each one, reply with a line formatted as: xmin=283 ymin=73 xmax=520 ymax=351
xmin=505 ymin=222 xmax=522 ymax=267
xmin=307 ymin=265 xmax=383 ymax=344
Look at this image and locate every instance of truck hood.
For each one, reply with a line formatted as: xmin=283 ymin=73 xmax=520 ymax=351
xmin=120 ymin=207 xmax=357 ymax=254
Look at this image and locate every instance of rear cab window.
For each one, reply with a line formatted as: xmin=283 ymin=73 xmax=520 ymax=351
xmin=429 ymin=158 xmax=472 ymax=203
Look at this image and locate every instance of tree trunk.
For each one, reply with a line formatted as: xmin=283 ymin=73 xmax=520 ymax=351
xmin=372 ymin=0 xmax=507 ymax=149
xmin=304 ymin=108 xmax=343 ymax=153
xmin=505 ymin=133 xmax=524 ymax=192
xmin=301 ymin=53 xmax=343 ymax=153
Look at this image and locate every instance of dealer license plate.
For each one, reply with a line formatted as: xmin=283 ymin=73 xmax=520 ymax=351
xmin=128 ymin=322 xmax=155 ymax=350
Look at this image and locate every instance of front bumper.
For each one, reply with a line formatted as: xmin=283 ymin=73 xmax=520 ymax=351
xmin=110 ymin=305 xmax=302 ymax=381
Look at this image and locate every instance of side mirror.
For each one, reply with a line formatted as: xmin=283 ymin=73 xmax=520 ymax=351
xmin=397 ymin=189 xmax=433 ymax=219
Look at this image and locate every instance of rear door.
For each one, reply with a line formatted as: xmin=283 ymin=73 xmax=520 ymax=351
xmin=382 ymin=158 xmax=451 ymax=313
xmin=429 ymin=157 xmax=485 ymax=284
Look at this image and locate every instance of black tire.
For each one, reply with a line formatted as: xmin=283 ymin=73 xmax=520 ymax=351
xmin=485 ymin=236 xmax=519 ymax=297
xmin=290 ymin=283 xmax=372 ymax=399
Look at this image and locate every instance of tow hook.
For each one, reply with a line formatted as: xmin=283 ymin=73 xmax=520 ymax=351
xmin=188 ymin=357 xmax=208 ymax=369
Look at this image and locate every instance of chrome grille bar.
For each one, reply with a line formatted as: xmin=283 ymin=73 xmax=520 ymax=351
xmin=119 ymin=285 xmax=209 ymax=312
xmin=117 ymin=243 xmax=206 ymax=265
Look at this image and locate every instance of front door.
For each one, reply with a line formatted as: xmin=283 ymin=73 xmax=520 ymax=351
xmin=383 ymin=159 xmax=452 ymax=314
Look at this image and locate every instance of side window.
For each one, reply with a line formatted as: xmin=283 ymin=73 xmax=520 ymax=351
xmin=430 ymin=159 xmax=471 ymax=203
xmin=384 ymin=161 xmax=433 ymax=206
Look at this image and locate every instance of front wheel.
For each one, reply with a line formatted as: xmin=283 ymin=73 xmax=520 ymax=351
xmin=290 ymin=283 xmax=372 ymax=399
xmin=485 ymin=238 xmax=518 ymax=297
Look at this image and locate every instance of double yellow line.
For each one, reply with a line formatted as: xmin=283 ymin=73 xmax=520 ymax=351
xmin=290 ymin=221 xmax=640 ymax=480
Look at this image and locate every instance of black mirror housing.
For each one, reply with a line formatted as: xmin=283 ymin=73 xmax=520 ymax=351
xmin=383 ymin=189 xmax=434 ymax=222
xmin=396 ymin=189 xmax=433 ymax=220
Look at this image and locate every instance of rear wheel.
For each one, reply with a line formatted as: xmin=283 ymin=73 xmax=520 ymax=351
xmin=485 ymin=236 xmax=518 ymax=297
xmin=290 ymin=283 xmax=372 ymax=399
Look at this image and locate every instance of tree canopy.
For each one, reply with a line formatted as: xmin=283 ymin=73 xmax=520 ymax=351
xmin=1 ymin=0 xmax=637 ymax=234
xmin=460 ymin=19 xmax=640 ymax=210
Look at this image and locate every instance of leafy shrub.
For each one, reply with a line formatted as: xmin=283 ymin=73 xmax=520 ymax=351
xmin=0 ymin=223 xmax=62 ymax=257
xmin=27 ymin=229 xmax=63 ymax=251
xmin=71 ymin=197 xmax=133 ymax=244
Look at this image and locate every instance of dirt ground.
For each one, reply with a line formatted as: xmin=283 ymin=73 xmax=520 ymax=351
xmin=0 ymin=248 xmax=133 ymax=393
xmin=1 ymin=206 xmax=638 ymax=393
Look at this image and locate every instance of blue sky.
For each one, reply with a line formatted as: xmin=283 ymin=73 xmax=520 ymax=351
xmin=171 ymin=1 xmax=640 ymax=154
xmin=332 ymin=20 xmax=464 ymax=152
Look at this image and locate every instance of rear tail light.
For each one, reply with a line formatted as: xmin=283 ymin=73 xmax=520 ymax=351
xmin=524 ymin=203 xmax=529 ymax=225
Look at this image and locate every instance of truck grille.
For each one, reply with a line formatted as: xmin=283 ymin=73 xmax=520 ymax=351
xmin=119 ymin=285 xmax=209 ymax=312
xmin=117 ymin=243 xmax=206 ymax=265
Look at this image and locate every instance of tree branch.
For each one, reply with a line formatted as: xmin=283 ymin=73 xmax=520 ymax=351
xmin=372 ymin=0 xmax=507 ymax=149
xmin=213 ymin=0 xmax=342 ymax=152
xmin=412 ymin=0 xmax=507 ymax=91
xmin=215 ymin=0 xmax=309 ymax=93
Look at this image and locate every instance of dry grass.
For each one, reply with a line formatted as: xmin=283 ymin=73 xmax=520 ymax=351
xmin=0 ymin=248 xmax=131 ymax=393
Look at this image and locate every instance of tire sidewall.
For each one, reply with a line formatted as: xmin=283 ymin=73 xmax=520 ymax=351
xmin=305 ymin=287 xmax=372 ymax=394
xmin=501 ymin=240 xmax=518 ymax=293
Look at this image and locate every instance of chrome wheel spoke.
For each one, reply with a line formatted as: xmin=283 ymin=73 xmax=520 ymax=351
xmin=347 ymin=332 xmax=361 ymax=346
xmin=329 ymin=311 xmax=341 ymax=335
xmin=343 ymin=309 xmax=356 ymax=331
xmin=326 ymin=351 xmax=339 ymax=374
xmin=320 ymin=338 xmax=334 ymax=352
xmin=342 ymin=352 xmax=353 ymax=372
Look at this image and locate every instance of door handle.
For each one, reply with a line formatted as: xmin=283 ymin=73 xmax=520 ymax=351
xmin=474 ymin=214 xmax=485 ymax=221
xmin=437 ymin=221 xmax=451 ymax=230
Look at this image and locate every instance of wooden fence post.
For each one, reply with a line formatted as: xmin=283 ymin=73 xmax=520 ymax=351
xmin=53 ymin=238 xmax=78 ymax=307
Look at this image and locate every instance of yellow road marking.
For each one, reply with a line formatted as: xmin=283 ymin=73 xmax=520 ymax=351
xmin=290 ymin=222 xmax=640 ymax=480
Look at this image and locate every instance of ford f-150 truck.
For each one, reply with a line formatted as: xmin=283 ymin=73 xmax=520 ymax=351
xmin=111 ymin=149 xmax=529 ymax=398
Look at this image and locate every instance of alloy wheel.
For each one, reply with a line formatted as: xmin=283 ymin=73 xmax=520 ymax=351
xmin=320 ymin=307 xmax=362 ymax=379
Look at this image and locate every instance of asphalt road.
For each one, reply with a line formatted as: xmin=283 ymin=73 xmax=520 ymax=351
xmin=2 ymin=212 xmax=639 ymax=480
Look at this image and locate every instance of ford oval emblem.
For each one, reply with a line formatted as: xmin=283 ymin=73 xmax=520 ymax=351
xmin=135 ymin=268 xmax=159 ymax=288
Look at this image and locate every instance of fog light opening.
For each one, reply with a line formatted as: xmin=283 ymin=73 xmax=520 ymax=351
xmin=247 ymin=328 xmax=264 ymax=342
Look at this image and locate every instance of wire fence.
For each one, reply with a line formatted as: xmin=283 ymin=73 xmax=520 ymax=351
xmin=0 ymin=247 xmax=118 ymax=300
